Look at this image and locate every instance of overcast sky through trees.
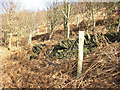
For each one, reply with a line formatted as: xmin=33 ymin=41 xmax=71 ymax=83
xmin=0 ymin=0 xmax=119 ymax=13
xmin=0 ymin=0 xmax=78 ymax=12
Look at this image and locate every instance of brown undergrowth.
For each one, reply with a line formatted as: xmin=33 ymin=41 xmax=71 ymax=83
xmin=1 ymin=42 xmax=120 ymax=88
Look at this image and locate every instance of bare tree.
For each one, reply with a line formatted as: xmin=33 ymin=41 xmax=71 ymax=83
xmin=61 ymin=0 xmax=72 ymax=39
xmin=23 ymin=12 xmax=37 ymax=44
xmin=1 ymin=0 xmax=19 ymax=49
xmin=46 ymin=1 xmax=61 ymax=40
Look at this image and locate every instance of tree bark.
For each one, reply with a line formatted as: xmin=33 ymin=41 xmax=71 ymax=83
xmin=62 ymin=2 xmax=71 ymax=39
xmin=9 ymin=32 xmax=12 ymax=49
xmin=117 ymin=18 xmax=120 ymax=32
xmin=28 ymin=32 xmax=32 ymax=44
xmin=76 ymin=16 xmax=80 ymax=27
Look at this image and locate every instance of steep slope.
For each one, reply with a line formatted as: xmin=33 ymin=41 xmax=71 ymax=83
xmin=1 ymin=43 xmax=119 ymax=88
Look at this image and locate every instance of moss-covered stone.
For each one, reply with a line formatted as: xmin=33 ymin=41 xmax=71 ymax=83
xmin=49 ymin=36 xmax=97 ymax=59
xmin=30 ymin=44 xmax=46 ymax=60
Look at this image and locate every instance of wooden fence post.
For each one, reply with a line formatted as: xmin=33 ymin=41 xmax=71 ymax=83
xmin=77 ymin=31 xmax=84 ymax=77
xmin=117 ymin=18 xmax=120 ymax=32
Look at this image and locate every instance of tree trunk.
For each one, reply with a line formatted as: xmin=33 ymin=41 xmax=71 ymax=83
xmin=9 ymin=32 xmax=12 ymax=50
xmin=91 ymin=1 xmax=95 ymax=35
xmin=67 ymin=3 xmax=71 ymax=39
xmin=3 ymin=32 xmax=7 ymax=44
xmin=76 ymin=16 xmax=80 ymax=27
xmin=28 ymin=32 xmax=32 ymax=44
xmin=117 ymin=18 xmax=120 ymax=32
xmin=64 ymin=16 xmax=67 ymax=38
xmin=49 ymin=24 xmax=54 ymax=40
xmin=17 ymin=31 xmax=20 ymax=47
xmin=67 ymin=19 xmax=70 ymax=39
xmin=63 ymin=2 xmax=71 ymax=39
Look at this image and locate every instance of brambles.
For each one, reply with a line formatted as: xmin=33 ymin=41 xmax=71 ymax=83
xmin=2 ymin=43 xmax=120 ymax=88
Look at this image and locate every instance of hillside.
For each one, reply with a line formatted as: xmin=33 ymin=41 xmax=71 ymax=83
xmin=1 ymin=43 xmax=119 ymax=88
xmin=0 ymin=2 xmax=120 ymax=89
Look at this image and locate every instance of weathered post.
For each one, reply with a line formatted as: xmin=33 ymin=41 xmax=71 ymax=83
xmin=77 ymin=31 xmax=84 ymax=77
xmin=117 ymin=18 xmax=120 ymax=32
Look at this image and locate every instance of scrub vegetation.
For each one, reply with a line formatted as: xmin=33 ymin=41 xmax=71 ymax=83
xmin=0 ymin=1 xmax=120 ymax=88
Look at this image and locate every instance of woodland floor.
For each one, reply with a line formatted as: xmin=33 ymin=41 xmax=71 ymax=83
xmin=0 ymin=42 xmax=120 ymax=88
xmin=0 ymin=5 xmax=120 ymax=88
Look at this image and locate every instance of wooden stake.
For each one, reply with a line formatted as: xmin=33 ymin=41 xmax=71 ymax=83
xmin=77 ymin=31 xmax=84 ymax=77
xmin=117 ymin=18 xmax=120 ymax=32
